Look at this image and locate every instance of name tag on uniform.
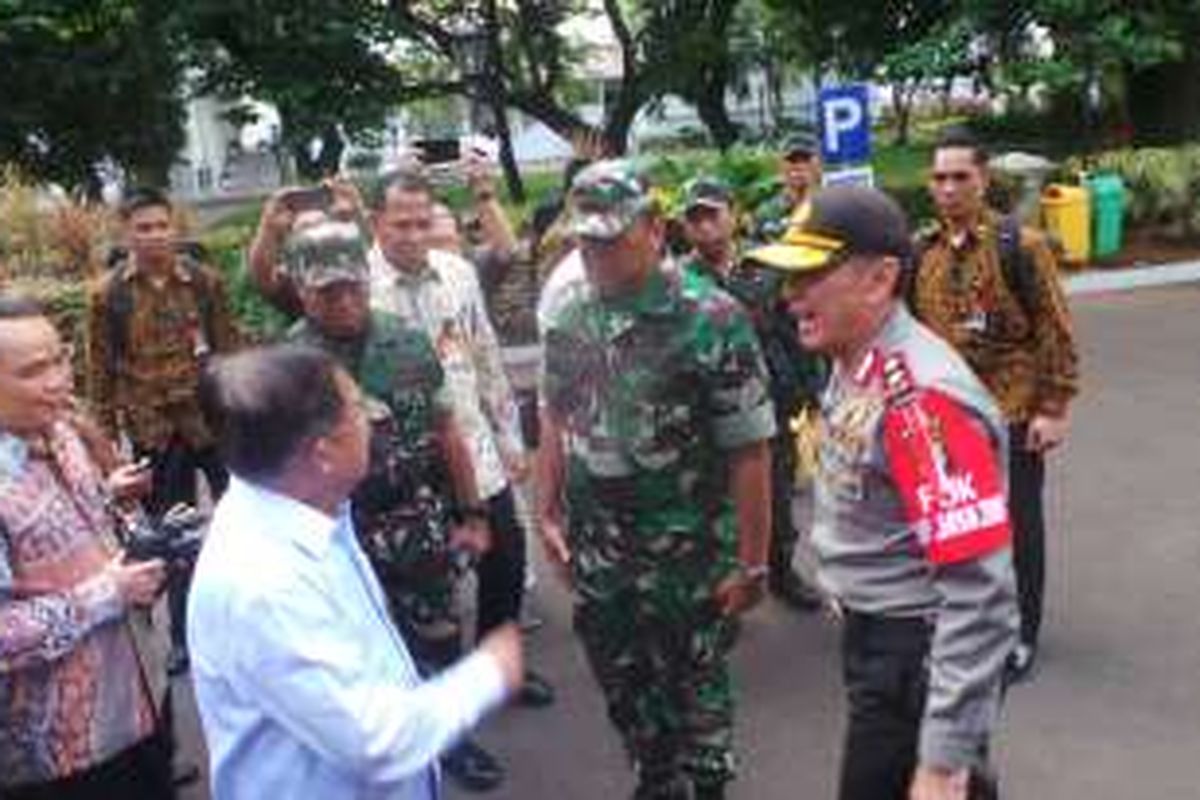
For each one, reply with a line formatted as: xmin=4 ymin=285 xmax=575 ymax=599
xmin=960 ymin=309 xmax=988 ymax=334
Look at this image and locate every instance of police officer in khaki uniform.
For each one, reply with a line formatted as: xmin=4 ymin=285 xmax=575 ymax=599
xmin=751 ymin=186 xmax=1018 ymax=800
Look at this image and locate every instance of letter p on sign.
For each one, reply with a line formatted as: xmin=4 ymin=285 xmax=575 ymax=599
xmin=818 ymin=85 xmax=872 ymax=165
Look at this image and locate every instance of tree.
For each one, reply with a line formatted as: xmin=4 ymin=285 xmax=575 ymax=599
xmin=394 ymin=0 xmax=750 ymax=155
xmin=879 ymin=18 xmax=973 ymax=144
xmin=966 ymin=0 xmax=1199 ymax=146
xmin=0 ymin=0 xmax=187 ymax=194
xmin=179 ymin=1 xmax=423 ymax=180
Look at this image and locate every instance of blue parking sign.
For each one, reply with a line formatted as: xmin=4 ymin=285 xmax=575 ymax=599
xmin=818 ymin=85 xmax=871 ymax=165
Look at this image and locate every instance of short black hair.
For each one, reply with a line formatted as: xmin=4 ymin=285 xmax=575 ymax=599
xmin=366 ymin=167 xmax=432 ymax=212
xmin=933 ymin=126 xmax=989 ymax=167
xmin=119 ymin=186 xmax=173 ymax=220
xmin=0 ymin=294 xmax=46 ymax=321
xmin=199 ymin=345 xmax=346 ymax=482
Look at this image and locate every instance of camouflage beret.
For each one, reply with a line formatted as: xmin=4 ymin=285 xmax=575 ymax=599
xmin=284 ymin=220 xmax=369 ymax=288
xmin=568 ymin=159 xmax=656 ymax=241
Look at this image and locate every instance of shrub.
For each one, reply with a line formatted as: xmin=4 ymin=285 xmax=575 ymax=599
xmin=1064 ymin=144 xmax=1200 ymax=237
xmin=200 ymin=223 xmax=291 ymax=342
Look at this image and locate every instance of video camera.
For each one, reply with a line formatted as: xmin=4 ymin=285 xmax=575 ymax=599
xmin=121 ymin=504 xmax=208 ymax=567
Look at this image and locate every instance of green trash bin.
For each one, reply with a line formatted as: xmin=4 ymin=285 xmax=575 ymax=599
xmin=1086 ymin=173 xmax=1125 ymax=259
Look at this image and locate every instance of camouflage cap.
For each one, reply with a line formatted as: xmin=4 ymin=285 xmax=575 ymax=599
xmin=284 ymin=219 xmax=370 ymax=288
xmin=568 ymin=159 xmax=655 ymax=241
xmin=682 ymin=175 xmax=733 ymax=212
xmin=782 ymin=130 xmax=819 ymax=159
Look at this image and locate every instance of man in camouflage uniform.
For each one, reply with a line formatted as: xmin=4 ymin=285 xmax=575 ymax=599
xmin=537 ymin=161 xmax=776 ymax=800
xmin=680 ymin=176 xmax=825 ymax=610
xmin=281 ymin=219 xmax=502 ymax=792
xmin=752 ymin=130 xmax=823 ymax=243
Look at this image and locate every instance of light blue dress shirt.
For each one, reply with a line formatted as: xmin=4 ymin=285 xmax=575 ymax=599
xmin=188 ymin=477 xmax=507 ymax=800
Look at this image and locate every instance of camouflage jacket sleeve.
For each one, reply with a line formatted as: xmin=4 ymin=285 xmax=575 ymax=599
xmin=84 ymin=275 xmax=118 ymax=437
xmin=704 ymin=298 xmax=777 ymax=449
xmin=1021 ymin=230 xmax=1080 ymax=415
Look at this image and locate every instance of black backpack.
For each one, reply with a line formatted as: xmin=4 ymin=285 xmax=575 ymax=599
xmin=908 ymin=215 xmax=1040 ymax=320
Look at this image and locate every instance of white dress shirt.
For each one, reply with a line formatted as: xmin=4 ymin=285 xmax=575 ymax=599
xmin=188 ymin=477 xmax=507 ymax=800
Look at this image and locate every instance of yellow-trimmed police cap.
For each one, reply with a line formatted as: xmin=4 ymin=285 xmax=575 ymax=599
xmin=746 ymin=185 xmax=912 ymax=274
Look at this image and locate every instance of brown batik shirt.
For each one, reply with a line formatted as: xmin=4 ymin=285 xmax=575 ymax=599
xmin=910 ymin=210 xmax=1079 ymax=423
xmin=85 ymin=256 xmax=237 ymax=451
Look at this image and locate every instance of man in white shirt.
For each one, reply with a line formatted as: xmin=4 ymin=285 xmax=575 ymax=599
xmin=188 ymin=345 xmax=522 ymax=800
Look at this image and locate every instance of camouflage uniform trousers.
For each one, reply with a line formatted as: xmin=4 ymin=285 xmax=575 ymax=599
xmin=573 ymin=571 xmax=741 ymax=797
xmin=356 ymin=494 xmax=466 ymax=675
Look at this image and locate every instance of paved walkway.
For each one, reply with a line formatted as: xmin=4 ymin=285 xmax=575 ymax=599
xmin=180 ymin=280 xmax=1200 ymax=799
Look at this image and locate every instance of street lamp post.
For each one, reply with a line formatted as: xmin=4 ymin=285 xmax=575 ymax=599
xmin=451 ymin=18 xmax=491 ymax=134
xmin=451 ymin=11 xmax=525 ymax=202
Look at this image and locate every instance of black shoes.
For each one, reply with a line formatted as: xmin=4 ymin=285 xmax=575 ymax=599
xmin=516 ymin=669 xmax=556 ymax=708
xmin=768 ymin=568 xmax=822 ymax=611
xmin=1005 ymin=642 xmax=1038 ymax=685
xmin=167 ymin=645 xmax=190 ymax=677
xmin=442 ymin=737 xmax=504 ymax=792
xmin=633 ymin=777 xmax=726 ymax=800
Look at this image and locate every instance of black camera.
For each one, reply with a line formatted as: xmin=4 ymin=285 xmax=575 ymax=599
xmin=122 ymin=505 xmax=208 ymax=567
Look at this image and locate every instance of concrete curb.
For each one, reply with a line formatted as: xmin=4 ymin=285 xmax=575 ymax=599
xmin=1065 ymin=260 xmax=1200 ymax=295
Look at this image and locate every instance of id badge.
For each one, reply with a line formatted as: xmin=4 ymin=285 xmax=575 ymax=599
xmin=960 ymin=309 xmax=988 ymax=334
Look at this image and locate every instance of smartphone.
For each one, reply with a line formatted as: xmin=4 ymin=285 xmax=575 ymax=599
xmin=279 ymin=186 xmax=333 ymax=213
xmin=418 ymin=138 xmax=461 ymax=165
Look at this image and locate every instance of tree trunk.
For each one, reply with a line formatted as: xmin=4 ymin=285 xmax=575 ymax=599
xmin=695 ymin=78 xmax=739 ymax=150
xmin=491 ymin=97 xmax=525 ymax=202
xmin=892 ymin=83 xmax=914 ymax=146
xmin=315 ymin=126 xmax=344 ymax=177
xmin=291 ymin=141 xmax=319 ymax=182
xmin=505 ymin=90 xmax=596 ymax=152
xmin=481 ymin=0 xmax=524 ymax=202
xmin=603 ymin=85 xmax=644 ymax=155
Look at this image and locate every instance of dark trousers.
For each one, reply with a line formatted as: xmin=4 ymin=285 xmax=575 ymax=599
xmin=1007 ymin=423 xmax=1046 ymax=648
xmin=475 ymin=486 xmax=528 ymax=638
xmin=768 ymin=433 xmax=799 ymax=579
xmin=838 ymin=612 xmax=997 ymax=800
xmin=7 ymin=715 xmax=175 ymax=800
xmin=136 ymin=440 xmax=228 ymax=651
